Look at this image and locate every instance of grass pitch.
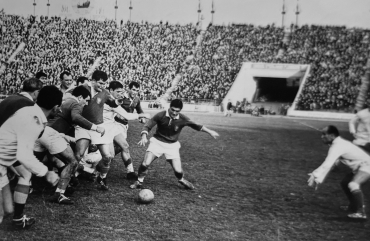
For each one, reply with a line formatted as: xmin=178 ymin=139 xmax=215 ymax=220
xmin=1 ymin=111 xmax=370 ymax=241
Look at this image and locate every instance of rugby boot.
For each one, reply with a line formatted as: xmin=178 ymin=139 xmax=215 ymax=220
xmin=348 ymin=212 xmax=367 ymax=219
xmin=49 ymin=193 xmax=74 ymax=205
xmin=130 ymin=180 xmax=143 ymax=189
xmin=178 ymin=179 xmax=195 ymax=190
xmin=12 ymin=215 xmax=36 ymax=229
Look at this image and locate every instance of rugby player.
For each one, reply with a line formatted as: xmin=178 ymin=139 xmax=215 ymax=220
xmin=130 ymin=99 xmax=219 ymax=190
xmin=114 ymin=81 xmax=147 ymax=180
xmin=308 ymin=125 xmax=370 ymax=219
xmin=74 ymin=70 xmax=123 ymax=190
xmin=104 ymin=81 xmax=150 ymax=179
xmin=0 ymin=85 xmax=61 ymax=228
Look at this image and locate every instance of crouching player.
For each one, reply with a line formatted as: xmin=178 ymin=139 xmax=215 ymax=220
xmin=130 ymin=99 xmax=219 ymax=190
xmin=0 ymin=86 xmax=61 ymax=228
xmin=308 ymin=125 xmax=370 ymax=219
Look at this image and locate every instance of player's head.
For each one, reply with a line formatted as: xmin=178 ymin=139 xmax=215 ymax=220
xmin=108 ymin=81 xmax=124 ymax=99
xmin=169 ymin=99 xmax=183 ymax=119
xmin=129 ymin=81 xmax=140 ymax=98
xmin=36 ymin=86 xmax=63 ymax=117
xmin=321 ymin=125 xmax=339 ymax=144
xmin=72 ymin=85 xmax=91 ymax=106
xmin=22 ymin=77 xmax=44 ymax=101
xmin=91 ymin=70 xmax=108 ymax=93
xmin=76 ymin=76 xmax=89 ymax=86
xmin=60 ymin=71 xmax=73 ymax=89
xmin=35 ymin=71 xmax=47 ymax=83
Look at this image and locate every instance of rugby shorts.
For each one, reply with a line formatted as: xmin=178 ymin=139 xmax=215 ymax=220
xmin=147 ymin=137 xmax=181 ymax=159
xmin=0 ymin=165 xmax=9 ymax=190
xmin=34 ymin=126 xmax=68 ymax=154
xmin=75 ymin=123 xmax=113 ymax=145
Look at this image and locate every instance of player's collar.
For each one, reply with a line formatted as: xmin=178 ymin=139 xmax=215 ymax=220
xmin=166 ymin=109 xmax=180 ymax=120
xmin=19 ymin=92 xmax=33 ymax=101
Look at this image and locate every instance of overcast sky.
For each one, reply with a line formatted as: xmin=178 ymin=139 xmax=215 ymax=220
xmin=1 ymin=0 xmax=370 ymax=28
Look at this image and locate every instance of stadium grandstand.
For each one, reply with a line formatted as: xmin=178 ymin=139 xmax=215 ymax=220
xmin=1 ymin=0 xmax=370 ymax=118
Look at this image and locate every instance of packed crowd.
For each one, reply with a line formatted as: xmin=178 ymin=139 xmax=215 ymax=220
xmin=1 ymin=14 xmax=370 ymax=112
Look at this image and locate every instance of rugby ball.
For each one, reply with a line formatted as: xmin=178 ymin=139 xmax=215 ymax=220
xmin=138 ymin=189 xmax=154 ymax=204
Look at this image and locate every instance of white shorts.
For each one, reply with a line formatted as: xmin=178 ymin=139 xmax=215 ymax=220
xmin=105 ymin=122 xmax=127 ymax=140
xmin=115 ymin=122 xmax=128 ymax=139
xmin=75 ymin=124 xmax=113 ymax=145
xmin=34 ymin=126 xmax=68 ymax=154
xmin=0 ymin=165 xmax=9 ymax=190
xmin=358 ymin=165 xmax=370 ymax=174
xmin=147 ymin=137 xmax=181 ymax=160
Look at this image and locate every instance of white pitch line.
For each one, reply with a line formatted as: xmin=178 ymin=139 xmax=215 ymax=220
xmin=292 ymin=120 xmax=321 ymax=132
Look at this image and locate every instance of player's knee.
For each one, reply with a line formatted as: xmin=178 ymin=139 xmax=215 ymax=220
xmin=348 ymin=181 xmax=360 ymax=192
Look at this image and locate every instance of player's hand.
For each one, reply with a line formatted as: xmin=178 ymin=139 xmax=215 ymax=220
xmin=138 ymin=136 xmax=148 ymax=146
xmin=62 ymin=134 xmax=75 ymax=143
xmin=45 ymin=171 xmax=59 ymax=186
xmin=96 ymin=126 xmax=105 ymax=137
xmin=307 ymin=173 xmax=319 ymax=190
xmin=139 ymin=118 xmax=147 ymax=124
xmin=209 ymin=130 xmax=219 ymax=139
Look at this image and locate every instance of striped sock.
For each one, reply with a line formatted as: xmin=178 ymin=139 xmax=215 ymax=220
xmin=13 ymin=184 xmax=30 ymax=219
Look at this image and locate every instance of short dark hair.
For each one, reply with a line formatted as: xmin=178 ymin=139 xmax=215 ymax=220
xmin=72 ymin=85 xmax=91 ymax=99
xmin=60 ymin=71 xmax=71 ymax=80
xmin=22 ymin=78 xmax=43 ymax=92
xmin=326 ymin=125 xmax=340 ymax=137
xmin=76 ymin=76 xmax=88 ymax=86
xmin=129 ymin=81 xmax=140 ymax=89
xmin=92 ymin=70 xmax=108 ymax=82
xmin=35 ymin=71 xmax=47 ymax=79
xmin=36 ymin=86 xmax=63 ymax=110
xmin=108 ymin=81 xmax=123 ymax=91
xmin=170 ymin=99 xmax=183 ymax=109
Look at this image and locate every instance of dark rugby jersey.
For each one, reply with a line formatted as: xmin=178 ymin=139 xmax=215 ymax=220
xmin=81 ymin=86 xmax=118 ymax=125
xmin=114 ymin=95 xmax=143 ymax=125
xmin=142 ymin=110 xmax=203 ymax=144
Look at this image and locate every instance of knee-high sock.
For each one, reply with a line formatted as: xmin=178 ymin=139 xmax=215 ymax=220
xmin=137 ymin=164 xmax=148 ymax=182
xmin=351 ymin=190 xmax=365 ymax=213
xmin=341 ymin=173 xmax=354 ymax=208
xmin=174 ymin=171 xmax=184 ymax=180
xmin=56 ymin=163 xmax=74 ymax=194
xmin=13 ymin=184 xmax=30 ymax=219
xmin=123 ymin=158 xmax=134 ymax=173
xmin=96 ymin=156 xmax=112 ymax=179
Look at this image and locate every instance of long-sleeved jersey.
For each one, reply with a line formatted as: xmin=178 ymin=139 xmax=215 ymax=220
xmin=51 ymin=96 xmax=94 ymax=135
xmin=312 ymin=136 xmax=370 ymax=184
xmin=0 ymin=103 xmax=48 ymax=177
xmin=141 ymin=109 xmax=203 ymax=144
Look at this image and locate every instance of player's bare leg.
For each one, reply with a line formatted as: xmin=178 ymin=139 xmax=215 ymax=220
xmin=113 ymin=134 xmax=137 ymax=180
xmin=130 ymin=151 xmax=157 ymax=189
xmin=95 ymin=144 xmax=113 ymax=191
xmin=0 ymin=184 xmax=14 ymax=224
xmin=167 ymin=158 xmax=194 ymax=190
xmin=12 ymin=165 xmax=35 ymax=228
xmin=347 ymin=171 xmax=370 ymax=219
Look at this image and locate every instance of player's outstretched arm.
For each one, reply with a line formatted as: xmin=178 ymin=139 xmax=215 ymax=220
xmin=138 ymin=133 xmax=148 ymax=146
xmin=201 ymin=126 xmax=219 ymax=139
